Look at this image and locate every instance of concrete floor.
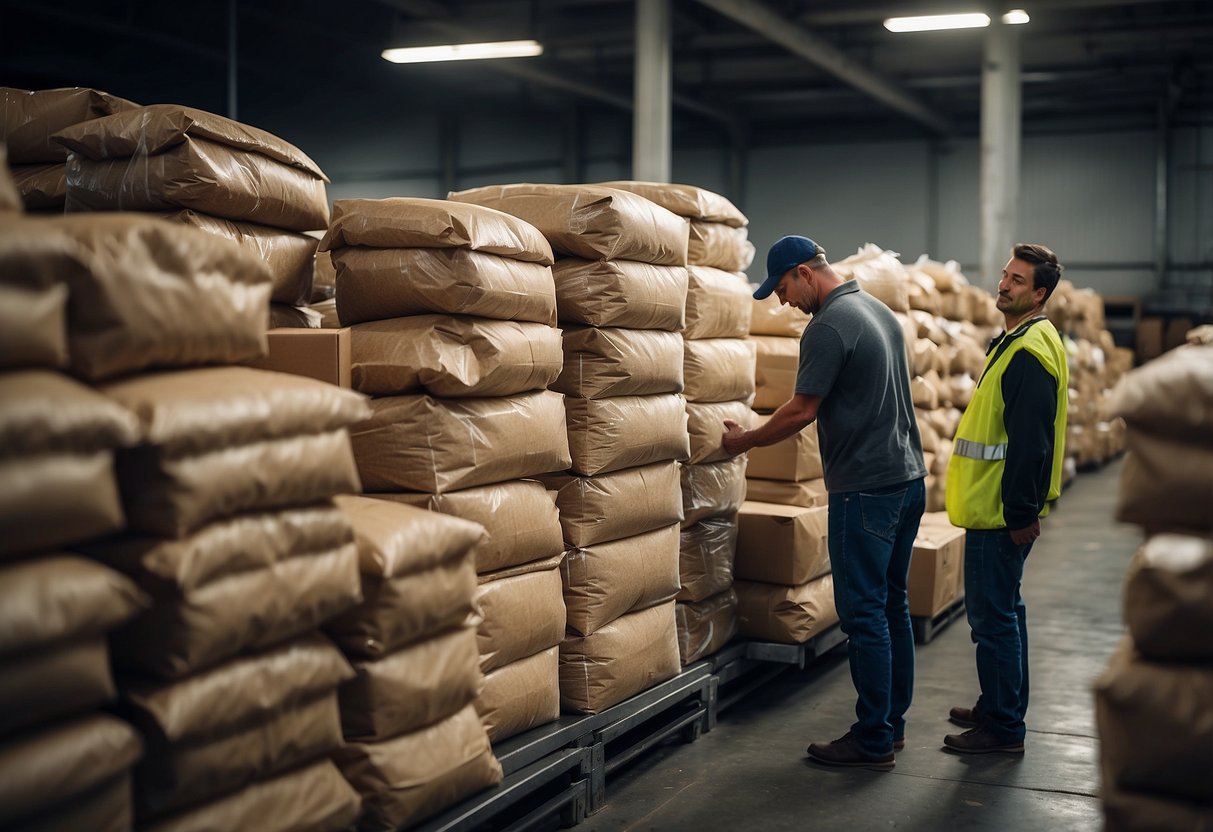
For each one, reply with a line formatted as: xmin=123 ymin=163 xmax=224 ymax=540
xmin=581 ymin=458 xmax=1137 ymax=832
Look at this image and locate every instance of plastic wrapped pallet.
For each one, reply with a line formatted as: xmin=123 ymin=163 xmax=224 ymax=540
xmin=735 ymin=502 xmax=830 ymax=586
xmin=553 ymin=326 xmax=684 ymax=398
xmin=552 ymin=258 xmax=687 ymax=330
xmin=543 ymin=461 xmax=683 ymax=547
xmin=682 ymin=338 xmax=757 ymax=403
xmin=474 ymin=554 xmax=565 ymax=672
xmin=1123 ymin=534 xmax=1213 ymax=661
xmin=563 ymin=524 xmax=681 ymax=636
xmin=565 ymin=394 xmax=689 ymax=476
xmin=677 ymin=516 xmax=737 ymax=602
xmin=685 ymin=399 xmax=754 ymax=464
xmin=735 ymin=574 xmax=838 ymax=644
xmin=1 ymin=87 xmax=137 ymax=163
xmin=476 ymin=645 xmax=560 ymax=742
xmin=682 ymin=266 xmax=754 ymax=339
xmin=745 ymin=416 xmax=822 ymax=481
xmin=680 ymin=456 xmax=747 ymax=527
xmin=744 ymin=477 xmax=828 ymax=508
xmin=676 ymin=588 xmax=739 ymax=665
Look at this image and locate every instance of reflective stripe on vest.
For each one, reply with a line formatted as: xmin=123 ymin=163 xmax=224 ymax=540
xmin=953 ymin=438 xmax=1007 ymax=461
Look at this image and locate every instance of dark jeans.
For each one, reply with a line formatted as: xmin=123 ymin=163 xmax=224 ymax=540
xmin=964 ymin=528 xmax=1033 ymax=743
xmin=828 ymin=477 xmax=926 ymax=756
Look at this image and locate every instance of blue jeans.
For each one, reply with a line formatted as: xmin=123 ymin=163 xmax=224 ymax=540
xmin=964 ymin=528 xmax=1032 ymax=743
xmin=828 ymin=478 xmax=925 ymax=756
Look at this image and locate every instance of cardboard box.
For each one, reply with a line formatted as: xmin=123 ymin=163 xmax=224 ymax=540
xmin=249 ymin=327 xmax=351 ymax=387
xmin=1135 ymin=317 xmax=1164 ymax=364
xmin=735 ymin=501 xmax=830 ymax=586
xmin=908 ymin=523 xmax=965 ymax=618
xmin=745 ymin=477 xmax=827 ymax=508
xmin=1164 ymin=317 xmax=1194 ymax=353
xmin=751 ymin=337 xmax=799 ymax=412
xmin=745 ymin=416 xmax=823 ymax=482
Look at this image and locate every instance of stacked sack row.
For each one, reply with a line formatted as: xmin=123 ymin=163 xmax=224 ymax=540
xmin=450 ymin=182 xmax=691 ymax=714
xmin=321 ymin=197 xmax=567 ymax=774
xmin=603 ymin=180 xmax=757 ymax=666
xmin=0 ymin=171 xmax=368 ymax=830
xmin=1095 ymin=343 xmax=1213 ymax=831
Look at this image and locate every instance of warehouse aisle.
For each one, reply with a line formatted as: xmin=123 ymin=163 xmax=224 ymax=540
xmin=580 ymin=459 xmax=1136 ymax=832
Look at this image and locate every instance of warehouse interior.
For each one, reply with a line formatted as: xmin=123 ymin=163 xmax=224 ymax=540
xmin=1 ymin=1 xmax=1211 ymax=831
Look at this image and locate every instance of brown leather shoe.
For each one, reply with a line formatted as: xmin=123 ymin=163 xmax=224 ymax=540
xmin=942 ymin=726 xmax=1025 ymax=754
xmin=807 ymin=732 xmax=895 ymax=771
xmin=948 ymin=704 xmax=981 ymax=728
xmin=893 ymin=736 xmax=905 ymax=751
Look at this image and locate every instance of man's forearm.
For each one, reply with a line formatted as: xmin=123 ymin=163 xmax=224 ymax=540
xmin=736 ymin=394 xmax=820 ymax=452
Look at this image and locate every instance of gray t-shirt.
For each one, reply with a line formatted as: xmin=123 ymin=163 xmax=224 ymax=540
xmin=795 ymin=281 xmax=926 ymax=493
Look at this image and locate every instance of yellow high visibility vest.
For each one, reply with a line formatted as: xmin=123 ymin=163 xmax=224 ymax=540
xmin=945 ymin=317 xmax=1068 ymax=530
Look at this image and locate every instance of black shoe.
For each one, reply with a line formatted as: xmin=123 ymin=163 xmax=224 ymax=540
xmin=948 ymin=704 xmax=981 ymax=728
xmin=807 ymin=732 xmax=895 ymax=771
xmin=942 ymin=726 xmax=1025 ymax=755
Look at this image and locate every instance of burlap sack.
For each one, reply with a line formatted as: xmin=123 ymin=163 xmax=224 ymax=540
xmin=559 ymin=600 xmax=680 ymax=714
xmin=545 ymin=461 xmax=683 ymax=547
xmin=749 ymin=295 xmax=809 ymax=337
xmin=1 ymin=87 xmax=137 ymax=163
xmin=376 ymin=479 xmax=561 ymax=573
xmin=684 ymin=266 xmax=754 ymax=340
xmin=744 ymin=477 xmax=828 ymax=507
xmin=677 ymin=516 xmax=737 ymax=602
xmin=0 ymin=215 xmax=271 ymax=380
xmin=139 ymin=759 xmax=361 ymax=832
xmin=0 ymin=451 xmax=126 ymax=559
xmin=687 ymin=221 xmax=755 ymax=271
xmin=476 ymin=645 xmax=560 ymax=743
xmin=676 ymin=588 xmax=738 ymax=665
xmin=0 ymin=713 xmax=141 ymax=826
xmin=553 ymin=326 xmax=684 ymax=399
xmin=320 ymin=197 xmax=553 ymax=264
xmin=1 ymin=370 xmax=139 ymax=455
xmin=686 ymin=399 xmax=754 ymax=464
xmin=334 ymin=246 xmax=557 ymax=327
xmin=449 ymin=183 xmax=689 ymax=265
xmin=746 ymin=415 xmax=823 ymax=482
xmin=11 ymin=163 xmax=66 ymax=210
xmin=736 ymin=502 xmax=830 ymax=585
xmin=1108 ymin=344 xmax=1213 ymax=443
xmin=340 ymin=625 xmax=482 ymax=742
xmin=563 ymin=524 xmax=681 ymax=636
xmin=1123 ymin=534 xmax=1213 ymax=661
xmin=350 ymin=315 xmax=562 ymax=397
xmin=1095 ymin=637 xmax=1213 ymax=805
xmin=0 ymin=637 xmax=116 ymax=736
xmin=683 ymin=338 xmax=756 ymax=403
xmin=352 ymin=390 xmax=571 ymax=493
xmin=751 ymin=333 xmax=800 ymax=411
xmin=594 ymin=181 xmax=747 ymax=227
xmin=1116 ymin=430 xmax=1213 ymax=534
xmin=565 ymin=393 xmax=690 ymax=476
xmin=735 ymin=573 xmax=839 ymax=644
xmin=552 ymin=258 xmax=687 ymax=330
xmin=0 ymin=282 xmax=68 ymax=370
xmin=117 ymin=429 xmax=363 ymax=538
xmin=12 ymin=772 xmax=133 ymax=832
xmin=1101 ymin=780 xmax=1213 ymax=832
xmin=334 ymin=704 xmax=502 ymax=832
xmin=681 ymin=457 xmax=747 ymax=527
xmin=834 ymin=244 xmax=909 ymax=313
xmin=159 ymin=209 xmax=317 ymax=305
xmin=475 ymin=554 xmax=565 ymax=672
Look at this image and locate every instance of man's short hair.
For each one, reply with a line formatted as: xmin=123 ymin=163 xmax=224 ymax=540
xmin=1013 ymin=243 xmax=1063 ymax=302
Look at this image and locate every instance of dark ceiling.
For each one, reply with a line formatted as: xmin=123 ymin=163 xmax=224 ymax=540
xmin=3 ymin=0 xmax=1211 ymax=146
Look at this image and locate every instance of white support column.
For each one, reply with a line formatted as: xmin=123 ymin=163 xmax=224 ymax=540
xmin=633 ymin=0 xmax=672 ymax=183
xmin=979 ymin=16 xmax=1022 ymax=293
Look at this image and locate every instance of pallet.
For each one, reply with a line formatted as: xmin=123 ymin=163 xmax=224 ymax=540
xmin=912 ymin=596 xmax=966 ymax=644
xmin=709 ymin=624 xmax=848 ymax=713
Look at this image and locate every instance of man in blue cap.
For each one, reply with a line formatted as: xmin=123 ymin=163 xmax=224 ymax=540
xmin=722 ymin=235 xmax=926 ymax=771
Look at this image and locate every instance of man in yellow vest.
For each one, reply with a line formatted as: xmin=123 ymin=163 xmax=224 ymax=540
xmin=943 ymin=243 xmax=1069 ymax=754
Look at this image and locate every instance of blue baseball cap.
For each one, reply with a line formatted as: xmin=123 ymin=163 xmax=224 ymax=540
xmin=754 ymin=235 xmax=820 ymax=300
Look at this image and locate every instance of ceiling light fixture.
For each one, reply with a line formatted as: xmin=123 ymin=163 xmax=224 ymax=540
xmin=381 ymin=40 xmax=543 ymax=64
xmin=884 ymin=10 xmax=1030 ymax=33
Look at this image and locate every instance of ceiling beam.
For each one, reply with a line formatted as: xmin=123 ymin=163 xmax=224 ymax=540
xmin=691 ymin=0 xmax=952 ymax=134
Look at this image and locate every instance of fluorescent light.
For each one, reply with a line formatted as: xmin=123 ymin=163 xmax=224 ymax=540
xmin=1002 ymin=9 xmax=1030 ymax=24
xmin=381 ymin=40 xmax=543 ymax=64
xmin=884 ymin=13 xmax=989 ymax=32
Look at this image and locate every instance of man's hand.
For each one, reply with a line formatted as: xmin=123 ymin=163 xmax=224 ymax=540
xmin=1009 ymin=518 xmax=1040 ymax=547
xmin=721 ymin=419 xmax=750 ymax=457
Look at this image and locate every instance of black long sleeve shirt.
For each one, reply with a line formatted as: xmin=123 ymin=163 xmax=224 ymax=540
xmin=994 ymin=345 xmax=1059 ymax=531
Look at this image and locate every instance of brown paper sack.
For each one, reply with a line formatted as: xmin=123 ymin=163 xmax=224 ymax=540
xmin=0 ymin=215 xmax=271 ymax=380
xmin=563 ymin=523 xmax=681 ymax=636
xmin=12 ymin=163 xmax=66 ymax=210
xmin=681 ymin=456 xmax=747 ymax=527
xmin=350 ymin=315 xmax=562 ymax=397
xmin=687 ymin=220 xmax=755 ymax=271
xmin=1116 ymin=430 xmax=1213 ymax=534
xmin=736 ymin=502 xmax=830 ymax=586
xmin=553 ymin=326 xmax=684 ymax=399
xmin=1 ymin=86 xmax=137 ymax=163
xmin=352 ymin=390 xmax=571 ymax=493
xmin=377 ymin=479 xmax=561 ymax=573
xmin=0 ymin=369 xmax=139 ymax=454
xmin=545 ymin=461 xmax=683 ymax=547
xmin=559 ymin=600 xmax=681 ymax=714
xmin=12 ymin=772 xmax=134 ymax=832
xmin=684 ymin=266 xmax=754 ymax=340
xmin=320 ymin=196 xmax=553 ymax=263
xmin=1095 ymin=637 xmax=1213 ymax=805
xmin=751 ymin=334 xmax=800 ymax=411
xmin=449 ymin=182 xmax=689 ymax=266
xmin=834 ymin=245 xmax=909 ymax=313
xmin=0 ymin=713 xmax=141 ymax=828
xmin=735 ymin=573 xmax=839 ymax=644
xmin=552 ymin=257 xmax=687 ymax=330
xmin=333 ymin=246 xmax=557 ymax=327
xmin=475 ymin=554 xmax=565 ymax=672
xmin=676 ymin=588 xmax=739 ymax=665
xmin=340 ymin=626 xmax=482 ymax=742
xmin=746 ymin=416 xmax=822 ymax=482
xmin=682 ymin=338 xmax=757 ymax=403
xmin=1124 ymin=534 xmax=1213 ymax=661
xmin=0 ymin=451 xmax=126 ymax=558
xmin=594 ymin=181 xmax=747 ymax=227
xmin=138 ymin=759 xmax=361 ymax=832
xmin=750 ymin=295 xmax=809 ymax=338
xmin=1102 ymin=779 xmax=1213 ymax=832
xmin=745 ymin=477 xmax=828 ymax=508
xmin=334 ymin=703 xmax=501 ymax=832
xmin=0 ymin=281 xmax=68 ymax=370
xmin=476 ymin=645 xmax=560 ymax=743
xmin=0 ymin=638 xmax=116 ymax=736
xmin=686 ymin=399 xmax=754 ymax=464
xmin=677 ymin=516 xmax=737 ymax=602
xmin=0 ymin=146 xmax=19 ymax=212
xmin=565 ymin=394 xmax=689 ymax=476
xmin=1108 ymin=344 xmax=1213 ymax=443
